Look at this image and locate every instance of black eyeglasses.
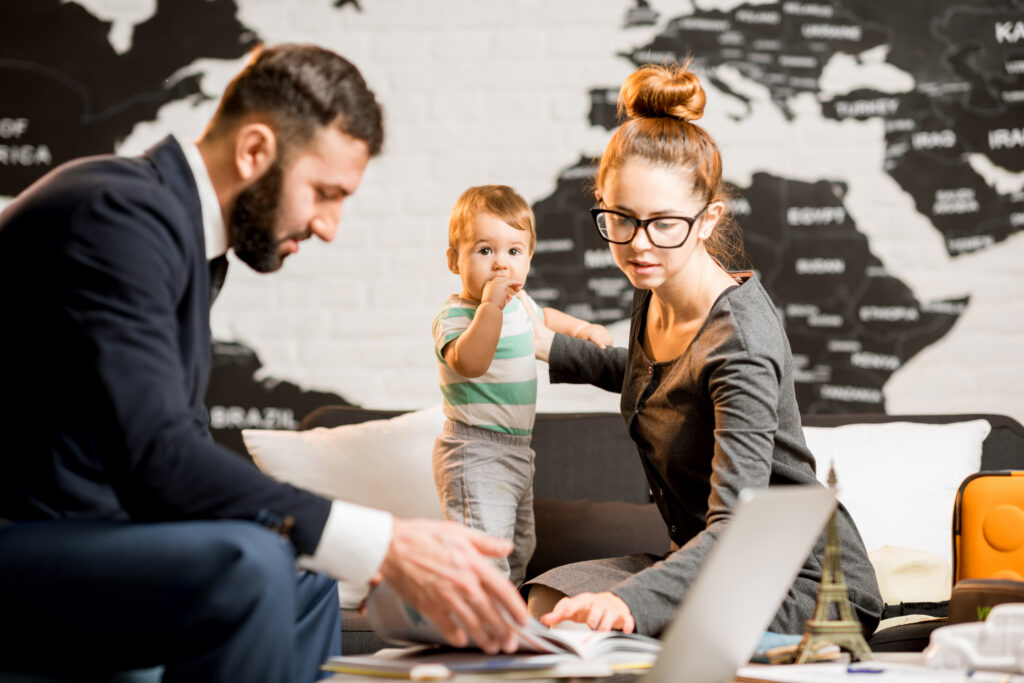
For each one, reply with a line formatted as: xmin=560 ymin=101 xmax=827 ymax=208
xmin=590 ymin=204 xmax=709 ymax=248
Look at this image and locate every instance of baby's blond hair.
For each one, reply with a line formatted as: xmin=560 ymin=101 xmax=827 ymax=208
xmin=449 ymin=185 xmax=536 ymax=254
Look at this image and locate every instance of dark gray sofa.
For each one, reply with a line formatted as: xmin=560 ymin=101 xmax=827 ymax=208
xmin=301 ymin=407 xmax=1024 ymax=655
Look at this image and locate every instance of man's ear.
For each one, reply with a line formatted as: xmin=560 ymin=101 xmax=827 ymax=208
xmin=446 ymin=247 xmax=459 ymax=274
xmin=697 ymin=200 xmax=726 ymax=240
xmin=234 ymin=123 xmax=277 ymax=183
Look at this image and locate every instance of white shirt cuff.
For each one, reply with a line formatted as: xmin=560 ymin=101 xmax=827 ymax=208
xmin=297 ymin=500 xmax=393 ymax=584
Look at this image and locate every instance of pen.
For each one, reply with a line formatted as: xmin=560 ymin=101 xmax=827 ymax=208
xmin=846 ymin=666 xmax=885 ymax=674
xmin=967 ymin=673 xmax=1012 ymax=683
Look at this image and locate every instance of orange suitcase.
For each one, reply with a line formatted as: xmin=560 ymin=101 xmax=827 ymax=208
xmin=953 ymin=471 xmax=1024 ymax=583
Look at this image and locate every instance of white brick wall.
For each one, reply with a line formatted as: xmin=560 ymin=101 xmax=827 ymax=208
xmin=85 ymin=0 xmax=1024 ymax=423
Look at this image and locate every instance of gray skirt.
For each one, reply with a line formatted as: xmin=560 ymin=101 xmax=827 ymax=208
xmin=522 ymin=553 xmax=662 ymax=598
xmin=523 ymin=552 xmax=826 ymax=636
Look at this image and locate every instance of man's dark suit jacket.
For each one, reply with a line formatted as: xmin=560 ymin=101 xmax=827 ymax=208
xmin=0 ymin=136 xmax=331 ymax=555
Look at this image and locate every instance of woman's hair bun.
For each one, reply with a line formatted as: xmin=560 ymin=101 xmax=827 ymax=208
xmin=619 ymin=63 xmax=705 ymax=122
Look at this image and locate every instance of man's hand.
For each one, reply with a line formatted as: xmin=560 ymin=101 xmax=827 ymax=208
xmin=376 ymin=519 xmax=529 ymax=654
xmin=574 ymin=323 xmax=613 ymax=349
xmin=540 ymin=591 xmax=635 ymax=633
xmin=518 ymin=291 xmax=554 ymax=362
xmin=481 ymin=276 xmax=522 ymax=309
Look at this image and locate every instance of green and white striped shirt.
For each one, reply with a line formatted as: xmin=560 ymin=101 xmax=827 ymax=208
xmin=432 ymin=293 xmax=540 ymax=435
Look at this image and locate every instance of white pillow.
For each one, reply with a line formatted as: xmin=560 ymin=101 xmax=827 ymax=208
xmin=803 ymin=419 xmax=990 ymax=568
xmin=869 ymin=545 xmax=952 ymax=605
xmin=242 ymin=405 xmax=446 ymax=606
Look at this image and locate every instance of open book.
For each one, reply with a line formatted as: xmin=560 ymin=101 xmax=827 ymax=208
xmin=362 ymin=581 xmax=661 ymax=664
xmin=321 ymin=647 xmax=621 ymax=680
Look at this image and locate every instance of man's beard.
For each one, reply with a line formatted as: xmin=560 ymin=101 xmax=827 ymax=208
xmin=229 ymin=160 xmax=288 ymax=273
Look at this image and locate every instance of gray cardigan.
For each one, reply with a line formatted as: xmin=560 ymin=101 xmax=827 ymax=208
xmin=548 ymin=275 xmax=882 ymax=635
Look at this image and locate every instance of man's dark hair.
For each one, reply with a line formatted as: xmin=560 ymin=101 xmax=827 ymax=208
xmin=208 ymin=43 xmax=384 ymax=157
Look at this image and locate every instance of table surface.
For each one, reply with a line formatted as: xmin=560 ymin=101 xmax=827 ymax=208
xmin=321 ymin=652 xmax=928 ymax=683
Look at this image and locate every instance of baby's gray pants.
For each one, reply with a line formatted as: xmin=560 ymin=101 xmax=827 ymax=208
xmin=432 ymin=419 xmax=536 ymax=586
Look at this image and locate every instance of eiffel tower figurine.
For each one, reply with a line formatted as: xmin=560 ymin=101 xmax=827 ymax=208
xmin=793 ymin=465 xmax=873 ymax=664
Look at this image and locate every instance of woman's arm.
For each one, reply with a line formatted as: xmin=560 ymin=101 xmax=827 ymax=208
xmin=549 ymin=334 xmax=628 ymax=394
xmin=610 ymin=352 xmax=783 ymax=634
xmin=540 ymin=348 xmax=784 ymax=635
xmin=519 ymin=291 xmax=627 ymax=393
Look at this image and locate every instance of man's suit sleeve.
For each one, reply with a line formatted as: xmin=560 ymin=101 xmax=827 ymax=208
xmin=59 ymin=186 xmax=360 ymax=559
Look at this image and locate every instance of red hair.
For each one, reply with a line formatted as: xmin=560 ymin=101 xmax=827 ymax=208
xmin=597 ymin=62 xmax=744 ymax=266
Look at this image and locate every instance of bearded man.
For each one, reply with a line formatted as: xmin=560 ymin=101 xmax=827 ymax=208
xmin=0 ymin=44 xmax=527 ymax=682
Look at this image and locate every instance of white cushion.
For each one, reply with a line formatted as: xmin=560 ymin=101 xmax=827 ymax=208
xmin=870 ymin=545 xmax=952 ymax=604
xmin=242 ymin=405 xmax=446 ymax=606
xmin=803 ymin=419 xmax=990 ymax=568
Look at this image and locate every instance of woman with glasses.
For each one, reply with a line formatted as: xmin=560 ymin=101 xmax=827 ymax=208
xmin=521 ymin=63 xmax=882 ymax=639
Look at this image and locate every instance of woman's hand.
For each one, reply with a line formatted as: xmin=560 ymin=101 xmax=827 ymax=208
xmin=574 ymin=323 xmax=613 ymax=349
xmin=540 ymin=591 xmax=636 ymax=633
xmin=518 ymin=290 xmax=555 ymax=362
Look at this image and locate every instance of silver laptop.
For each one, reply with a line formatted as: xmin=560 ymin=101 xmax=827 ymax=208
xmin=642 ymin=485 xmax=836 ymax=683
